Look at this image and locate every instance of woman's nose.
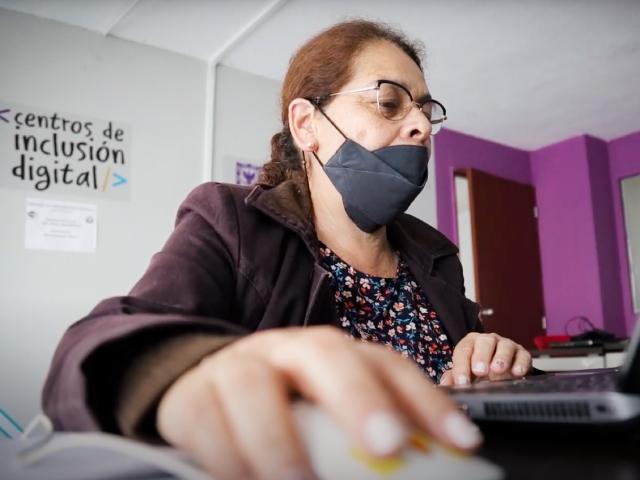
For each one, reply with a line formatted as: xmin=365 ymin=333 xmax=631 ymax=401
xmin=402 ymin=104 xmax=432 ymax=144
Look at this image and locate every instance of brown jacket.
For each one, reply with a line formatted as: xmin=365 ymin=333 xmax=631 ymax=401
xmin=42 ymin=180 xmax=482 ymax=440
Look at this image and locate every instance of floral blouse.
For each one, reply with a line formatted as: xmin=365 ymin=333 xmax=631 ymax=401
xmin=319 ymin=243 xmax=453 ymax=382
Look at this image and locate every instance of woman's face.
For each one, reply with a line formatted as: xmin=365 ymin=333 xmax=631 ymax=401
xmin=314 ymin=40 xmax=432 ymax=162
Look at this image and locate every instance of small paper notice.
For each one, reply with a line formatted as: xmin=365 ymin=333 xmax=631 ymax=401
xmin=25 ymin=198 xmax=97 ymax=253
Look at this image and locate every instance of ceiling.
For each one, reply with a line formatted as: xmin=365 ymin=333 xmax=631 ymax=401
xmin=2 ymin=0 xmax=639 ymax=150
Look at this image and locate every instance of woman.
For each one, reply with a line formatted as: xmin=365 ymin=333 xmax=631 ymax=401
xmin=43 ymin=20 xmax=531 ymax=480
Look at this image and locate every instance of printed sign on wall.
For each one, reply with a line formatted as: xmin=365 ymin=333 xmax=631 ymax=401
xmin=0 ymin=100 xmax=131 ymax=200
xmin=25 ymin=198 xmax=97 ymax=253
xmin=235 ymin=160 xmax=262 ymax=186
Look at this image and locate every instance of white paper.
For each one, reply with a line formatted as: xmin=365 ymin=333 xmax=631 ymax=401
xmin=25 ymin=198 xmax=97 ymax=253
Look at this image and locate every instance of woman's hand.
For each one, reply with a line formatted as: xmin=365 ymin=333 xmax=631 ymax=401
xmin=157 ymin=326 xmax=482 ymax=480
xmin=439 ymin=332 xmax=532 ymax=386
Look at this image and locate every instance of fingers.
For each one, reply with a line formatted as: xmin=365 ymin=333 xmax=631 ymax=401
xmin=451 ymin=333 xmax=532 ymax=384
xmin=470 ymin=334 xmax=500 ymax=378
xmin=266 ymin=327 xmax=407 ymax=457
xmin=157 ymin=367 xmax=250 ymax=480
xmin=156 ymin=326 xmax=514 ymax=480
xmin=356 ymin=342 xmax=482 ymax=451
xmin=210 ymin=355 xmax=314 ymax=480
xmin=510 ymin=346 xmax=532 ymax=377
xmin=449 ymin=334 xmax=476 ymax=385
xmin=488 ymin=338 xmax=518 ymax=375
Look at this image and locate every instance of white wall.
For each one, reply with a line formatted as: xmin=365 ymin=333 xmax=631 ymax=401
xmin=213 ymin=64 xmax=281 ymax=183
xmin=621 ymin=174 xmax=640 ymax=313
xmin=406 ymin=141 xmax=438 ymax=227
xmin=0 ymin=9 xmax=207 ymax=425
xmin=454 ymin=175 xmax=476 ymax=301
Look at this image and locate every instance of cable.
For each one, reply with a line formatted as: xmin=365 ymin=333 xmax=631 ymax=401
xmin=563 ymin=316 xmax=596 ymax=336
xmin=0 ymin=408 xmax=23 ymax=433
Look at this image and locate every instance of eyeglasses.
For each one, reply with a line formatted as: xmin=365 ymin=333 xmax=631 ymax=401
xmin=312 ymin=79 xmax=447 ymax=134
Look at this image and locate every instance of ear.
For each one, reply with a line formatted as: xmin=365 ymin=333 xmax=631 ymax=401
xmin=288 ymin=98 xmax=318 ymax=153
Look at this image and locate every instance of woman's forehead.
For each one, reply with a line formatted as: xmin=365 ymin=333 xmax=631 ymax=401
xmin=348 ymin=40 xmax=428 ymax=96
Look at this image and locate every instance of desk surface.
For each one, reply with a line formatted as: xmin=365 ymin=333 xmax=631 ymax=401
xmin=479 ymin=425 xmax=640 ymax=480
xmin=3 ymin=428 xmax=637 ymax=480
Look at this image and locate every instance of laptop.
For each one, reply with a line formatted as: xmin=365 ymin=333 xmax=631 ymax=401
xmin=444 ymin=319 xmax=640 ymax=427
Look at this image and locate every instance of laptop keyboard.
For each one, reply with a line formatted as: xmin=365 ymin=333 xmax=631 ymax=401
xmin=448 ymin=370 xmax=619 ymax=394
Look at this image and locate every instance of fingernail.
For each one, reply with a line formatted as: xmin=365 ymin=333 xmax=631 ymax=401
xmin=473 ymin=361 xmax=487 ymax=374
xmin=513 ymin=365 xmax=526 ymax=376
xmin=363 ymin=411 xmax=408 ymax=456
xmin=492 ymin=359 xmax=505 ymax=370
xmin=455 ymin=374 xmax=469 ymax=385
xmin=444 ymin=412 xmax=483 ymax=449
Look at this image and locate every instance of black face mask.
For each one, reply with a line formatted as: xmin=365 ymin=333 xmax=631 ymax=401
xmin=312 ymin=108 xmax=430 ymax=233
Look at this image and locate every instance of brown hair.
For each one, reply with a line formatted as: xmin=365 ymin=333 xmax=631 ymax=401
xmin=258 ymin=19 xmax=424 ymax=186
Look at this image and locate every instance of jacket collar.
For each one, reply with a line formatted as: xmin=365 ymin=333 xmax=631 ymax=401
xmin=244 ymin=180 xmax=459 ymax=274
xmin=245 ymin=180 xmax=318 ymax=253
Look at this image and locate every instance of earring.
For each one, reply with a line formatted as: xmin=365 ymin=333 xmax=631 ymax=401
xmin=307 ymin=142 xmax=317 ymax=152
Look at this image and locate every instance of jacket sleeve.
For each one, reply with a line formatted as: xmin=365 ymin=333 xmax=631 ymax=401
xmin=41 ymin=183 xmax=250 ymax=438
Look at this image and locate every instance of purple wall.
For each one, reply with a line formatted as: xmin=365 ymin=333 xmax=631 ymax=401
xmin=530 ymin=136 xmax=624 ymax=335
xmin=435 ymin=129 xmax=637 ymax=336
xmin=435 ymin=129 xmax=531 ymax=244
xmin=609 ymin=131 xmax=640 ymax=334
xmin=586 ymin=136 xmax=626 ymax=336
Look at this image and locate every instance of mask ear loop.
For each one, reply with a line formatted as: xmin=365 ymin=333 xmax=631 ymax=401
xmin=314 ymin=103 xmax=348 ymax=139
xmin=307 ymin=99 xmax=348 ymax=169
xmin=311 ymin=150 xmax=324 ymax=168
xmin=300 ymin=149 xmax=324 ymax=261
